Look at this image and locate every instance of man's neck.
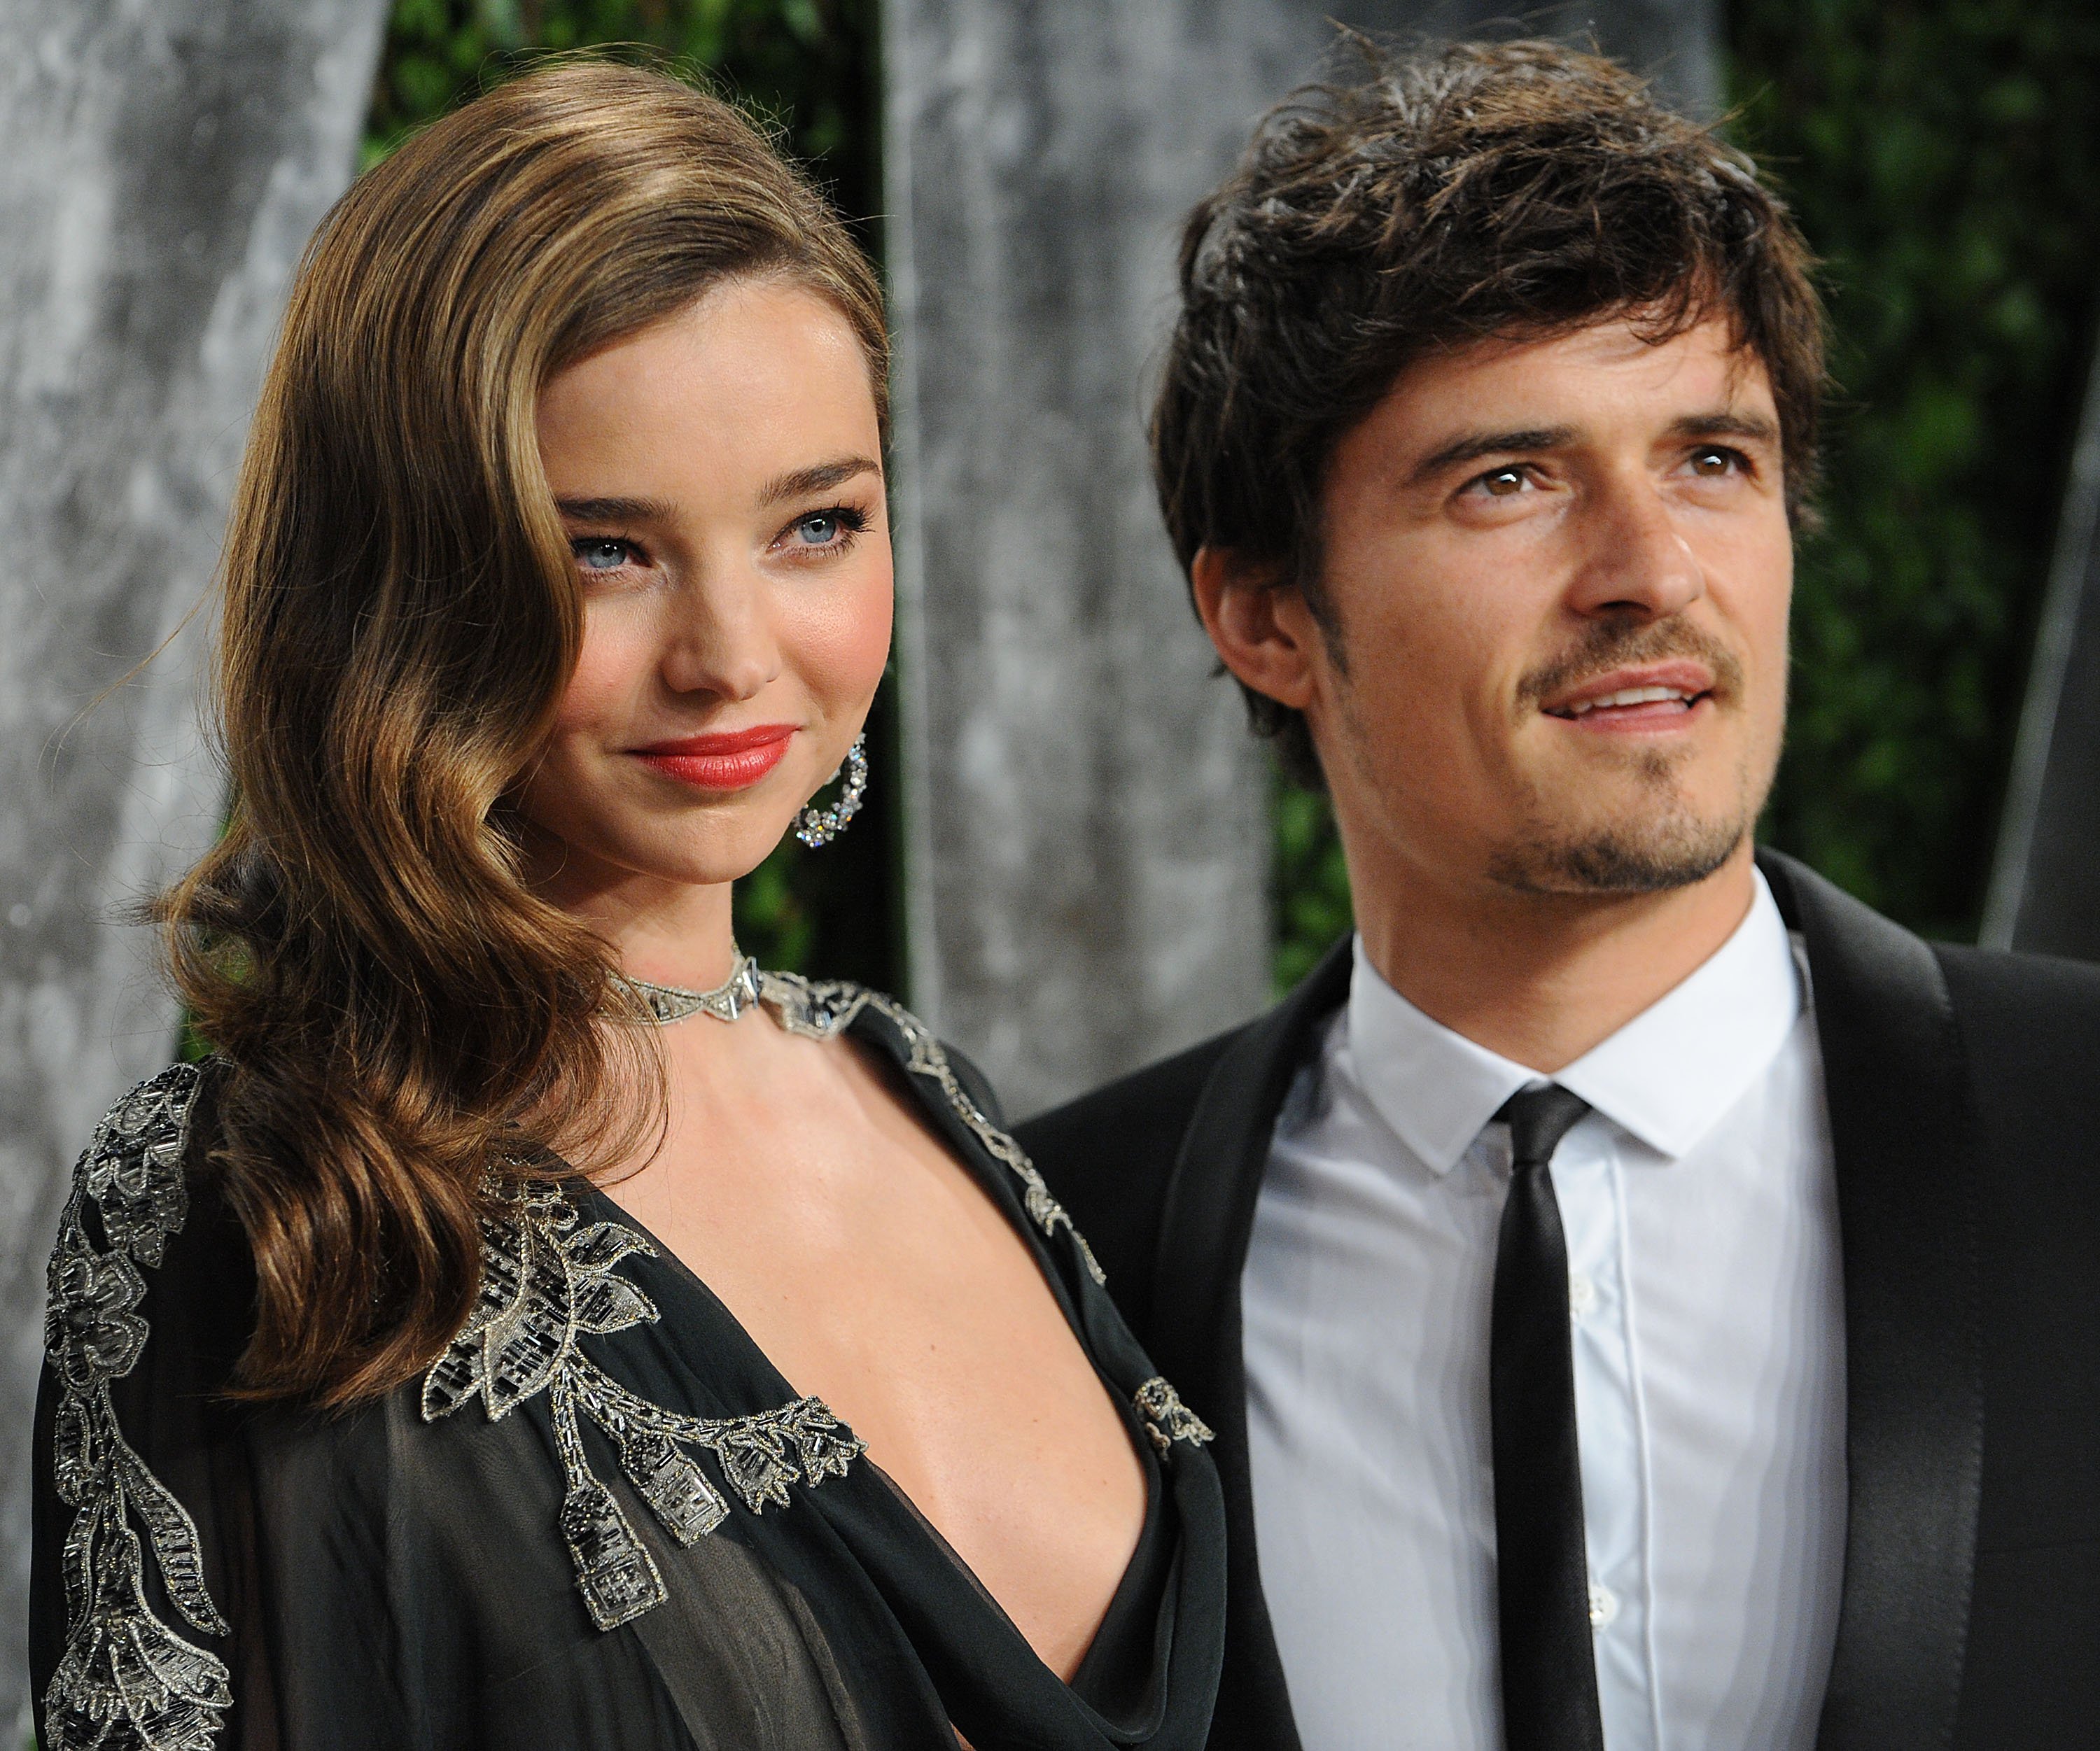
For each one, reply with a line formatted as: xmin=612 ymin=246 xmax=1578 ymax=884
xmin=1350 ymin=841 xmax=1760 ymax=1074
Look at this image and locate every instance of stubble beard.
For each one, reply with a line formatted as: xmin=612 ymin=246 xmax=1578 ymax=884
xmin=1469 ymin=615 xmax=1770 ymax=895
xmin=1481 ymin=743 xmax=1753 ymax=896
xmin=1317 ymin=593 xmax=1783 ymax=899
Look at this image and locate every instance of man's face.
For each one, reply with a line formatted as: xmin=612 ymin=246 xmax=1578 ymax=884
xmin=1303 ymin=314 xmax=1793 ymax=898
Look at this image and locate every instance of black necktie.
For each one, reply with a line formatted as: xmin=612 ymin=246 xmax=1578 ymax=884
xmin=1490 ymin=1084 xmax=1605 ymax=1751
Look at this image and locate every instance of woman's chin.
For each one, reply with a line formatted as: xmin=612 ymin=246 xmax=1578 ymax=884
xmin=619 ymin=821 xmax=803 ymax=891
xmin=518 ymin=817 xmax=797 ymax=908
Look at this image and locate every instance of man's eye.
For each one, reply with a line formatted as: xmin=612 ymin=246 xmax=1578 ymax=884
xmin=1474 ymin=467 xmax=1529 ymax=498
xmin=574 ymin=537 xmax=636 ymax=571
xmin=1688 ymin=448 xmax=1740 ymax=477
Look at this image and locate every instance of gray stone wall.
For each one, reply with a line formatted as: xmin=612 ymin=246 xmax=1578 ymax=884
xmin=0 ymin=2 xmax=386 ymax=1736
xmin=883 ymin=0 xmax=1719 ymax=1118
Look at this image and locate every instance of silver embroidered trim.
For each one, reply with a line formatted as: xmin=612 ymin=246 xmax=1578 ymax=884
xmin=756 ymin=971 xmax=1110 ymax=1286
xmin=43 ymin=1062 xmax=233 ymax=1751
xmin=420 ymin=1179 xmax=864 ymax=1631
xmin=1133 ymin=1377 xmax=1214 ymax=1454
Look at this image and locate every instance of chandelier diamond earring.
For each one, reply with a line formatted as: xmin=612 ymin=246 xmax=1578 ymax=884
xmin=794 ymin=731 xmax=868 ymax=848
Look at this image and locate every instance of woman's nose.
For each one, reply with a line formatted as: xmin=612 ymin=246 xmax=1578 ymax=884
xmin=659 ymin=573 xmax=781 ymax=701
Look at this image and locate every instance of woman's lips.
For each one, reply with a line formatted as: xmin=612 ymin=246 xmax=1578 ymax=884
xmin=632 ymin=725 xmax=795 ymax=792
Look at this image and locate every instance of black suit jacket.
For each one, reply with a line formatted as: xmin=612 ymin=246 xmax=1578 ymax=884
xmin=1017 ymin=850 xmax=2100 ymax=1750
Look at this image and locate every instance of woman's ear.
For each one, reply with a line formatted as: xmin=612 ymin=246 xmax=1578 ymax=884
xmin=1189 ymin=545 xmax=1321 ymax=712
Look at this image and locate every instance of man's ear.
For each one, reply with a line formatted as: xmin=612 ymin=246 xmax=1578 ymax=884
xmin=1190 ymin=544 xmax=1322 ymax=712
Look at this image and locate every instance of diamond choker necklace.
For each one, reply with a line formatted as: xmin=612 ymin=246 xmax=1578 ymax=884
xmin=624 ymin=949 xmax=764 ymax=1025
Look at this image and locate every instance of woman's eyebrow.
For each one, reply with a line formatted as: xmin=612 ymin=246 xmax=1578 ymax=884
xmin=554 ymin=495 xmax=674 ymax=523
xmin=757 ymin=456 xmax=881 ymax=508
xmin=553 ymin=460 xmax=882 ymax=525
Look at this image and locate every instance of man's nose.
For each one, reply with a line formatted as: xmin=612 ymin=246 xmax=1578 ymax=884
xmin=662 ymin=572 xmax=781 ymax=701
xmin=1566 ymin=473 xmax=1705 ymax=621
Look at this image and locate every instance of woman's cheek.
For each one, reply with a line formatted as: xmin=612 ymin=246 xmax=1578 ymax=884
xmin=789 ymin=552 xmax=893 ymax=706
xmin=554 ymin=608 xmax=654 ymax=734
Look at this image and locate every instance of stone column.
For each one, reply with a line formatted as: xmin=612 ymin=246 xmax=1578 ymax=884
xmin=0 ymin=2 xmax=387 ymax=1736
xmin=883 ymin=0 xmax=1719 ymax=1118
xmin=1982 ymin=311 xmax=2100 ymax=958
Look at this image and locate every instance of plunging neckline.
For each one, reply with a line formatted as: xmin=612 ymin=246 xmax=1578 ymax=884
xmin=584 ymin=1046 xmax=1168 ymax=1704
xmin=573 ymin=987 xmax=1194 ymax=1739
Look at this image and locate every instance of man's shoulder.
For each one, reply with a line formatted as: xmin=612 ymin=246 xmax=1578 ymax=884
xmin=1017 ymin=1026 xmax=1248 ymax=1319
xmin=1933 ymin=939 xmax=2100 ymax=1090
xmin=1021 ymin=1026 xmax=1244 ymax=1174
xmin=1019 ymin=940 xmax=1354 ymax=1337
xmin=1766 ymin=848 xmax=2100 ymax=1083
xmin=1025 ymin=1025 xmax=1235 ymax=1218
xmin=1935 ymin=937 xmax=2100 ymax=1014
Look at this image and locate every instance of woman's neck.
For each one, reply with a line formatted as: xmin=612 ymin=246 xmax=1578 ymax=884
xmin=522 ymin=831 xmax=741 ymax=989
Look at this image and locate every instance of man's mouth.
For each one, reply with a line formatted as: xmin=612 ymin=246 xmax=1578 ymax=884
xmin=1539 ymin=663 xmax=1718 ymax=728
xmin=1554 ymin=684 xmax=1704 ymax=719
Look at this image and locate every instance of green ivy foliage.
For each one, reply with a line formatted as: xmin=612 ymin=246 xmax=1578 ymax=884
xmin=368 ymin=0 xmax=874 ymax=202
xmin=1272 ymin=780 xmax=1354 ymax=993
xmin=363 ymin=0 xmax=896 ymax=989
xmin=1728 ymin=0 xmax=2100 ymax=942
xmin=1266 ymin=2 xmax=2100 ymax=985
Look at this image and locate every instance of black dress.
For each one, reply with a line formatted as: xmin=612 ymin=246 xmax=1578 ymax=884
xmin=29 ymin=973 xmax=1226 ymax=1751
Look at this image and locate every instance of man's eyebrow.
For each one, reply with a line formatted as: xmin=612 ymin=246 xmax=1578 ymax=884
xmin=1405 ymin=426 xmax=1578 ymax=486
xmin=552 ymin=495 xmax=674 ymax=524
xmin=1401 ymin=410 xmax=1782 ymax=488
xmin=1669 ymin=409 xmax=1781 ymax=445
xmin=757 ymin=456 xmax=882 ymax=509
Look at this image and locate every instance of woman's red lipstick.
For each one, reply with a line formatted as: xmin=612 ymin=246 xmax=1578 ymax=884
xmin=633 ymin=725 xmax=795 ymax=791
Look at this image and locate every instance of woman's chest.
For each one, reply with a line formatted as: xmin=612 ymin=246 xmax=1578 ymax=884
xmin=612 ymin=1075 xmax=1148 ymax=1675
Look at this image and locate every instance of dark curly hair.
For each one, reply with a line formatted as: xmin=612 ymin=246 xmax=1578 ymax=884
xmin=1151 ymin=37 xmax=1825 ymax=785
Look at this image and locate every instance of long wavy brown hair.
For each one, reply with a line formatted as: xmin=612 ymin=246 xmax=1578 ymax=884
xmin=160 ymin=58 xmax=888 ymax=1409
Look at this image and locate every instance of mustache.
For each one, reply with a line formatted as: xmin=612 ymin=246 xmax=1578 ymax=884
xmin=1513 ymin=620 xmax=1746 ymax=713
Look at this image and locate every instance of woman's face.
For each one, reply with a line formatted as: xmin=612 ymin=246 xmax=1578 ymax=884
xmin=516 ymin=279 xmax=891 ymax=899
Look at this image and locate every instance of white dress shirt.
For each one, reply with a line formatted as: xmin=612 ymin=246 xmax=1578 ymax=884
xmin=1242 ymin=872 xmax=1847 ymax=1751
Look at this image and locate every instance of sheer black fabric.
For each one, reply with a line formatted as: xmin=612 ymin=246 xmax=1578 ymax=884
xmin=30 ymin=990 xmax=1226 ymax=1751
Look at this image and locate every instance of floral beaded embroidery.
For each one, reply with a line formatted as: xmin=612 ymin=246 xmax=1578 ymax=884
xmin=1133 ymin=1377 xmax=1214 ymax=1454
xmin=43 ymin=1062 xmax=232 ymax=1751
xmin=420 ymin=1177 xmax=864 ymax=1631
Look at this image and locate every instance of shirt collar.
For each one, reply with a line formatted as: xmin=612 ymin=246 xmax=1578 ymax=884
xmin=1345 ymin=869 xmax=1805 ymax=1174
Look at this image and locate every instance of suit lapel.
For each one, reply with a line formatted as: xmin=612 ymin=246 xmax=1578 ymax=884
xmin=1144 ymin=936 xmax=1352 ymax=1751
xmin=1759 ymin=851 xmax=1984 ymax=1750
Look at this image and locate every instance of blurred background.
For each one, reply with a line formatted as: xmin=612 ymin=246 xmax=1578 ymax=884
xmin=6 ymin=0 xmax=2100 ymax=1737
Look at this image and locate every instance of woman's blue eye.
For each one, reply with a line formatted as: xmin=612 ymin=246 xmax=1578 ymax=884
xmin=793 ymin=512 xmax=844 ymax=547
xmin=575 ymin=539 xmax=631 ymax=570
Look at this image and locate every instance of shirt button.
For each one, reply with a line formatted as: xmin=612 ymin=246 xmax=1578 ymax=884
xmin=1568 ymin=1272 xmax=1597 ymax=1319
xmin=1588 ymin=1582 xmax=1619 ymax=1629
